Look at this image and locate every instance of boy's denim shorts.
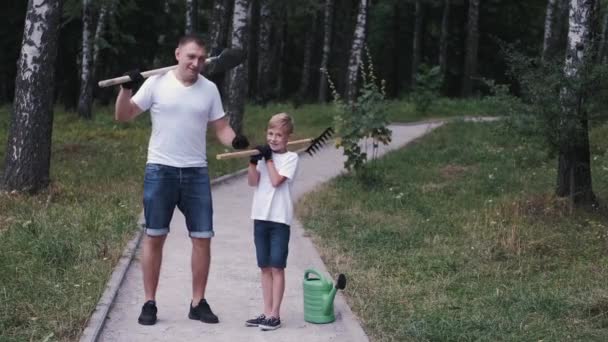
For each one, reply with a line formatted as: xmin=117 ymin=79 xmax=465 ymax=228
xmin=254 ymin=220 xmax=290 ymax=268
xmin=143 ymin=163 xmax=213 ymax=238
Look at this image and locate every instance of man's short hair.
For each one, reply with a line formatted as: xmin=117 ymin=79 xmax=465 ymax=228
xmin=268 ymin=113 xmax=294 ymax=135
xmin=178 ymin=34 xmax=207 ymax=49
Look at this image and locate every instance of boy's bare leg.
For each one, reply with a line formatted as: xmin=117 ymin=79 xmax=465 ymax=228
xmin=142 ymin=235 xmax=167 ymax=301
xmin=261 ymin=267 xmax=273 ymax=315
xmin=191 ymin=237 xmax=211 ymax=304
xmin=270 ymin=268 xmax=285 ymax=317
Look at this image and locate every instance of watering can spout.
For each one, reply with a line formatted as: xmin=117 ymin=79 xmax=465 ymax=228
xmin=322 ymin=273 xmax=347 ymax=315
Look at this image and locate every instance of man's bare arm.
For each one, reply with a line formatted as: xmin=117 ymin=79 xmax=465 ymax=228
xmin=115 ymin=88 xmax=143 ymax=122
xmin=211 ymin=117 xmax=237 ymax=147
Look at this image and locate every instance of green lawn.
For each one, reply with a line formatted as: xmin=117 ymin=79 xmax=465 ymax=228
xmin=298 ymin=120 xmax=608 ymax=341
xmin=0 ymin=97 xmax=505 ymax=340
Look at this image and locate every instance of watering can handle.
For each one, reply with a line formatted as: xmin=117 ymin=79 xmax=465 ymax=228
xmin=304 ymin=268 xmax=323 ymax=280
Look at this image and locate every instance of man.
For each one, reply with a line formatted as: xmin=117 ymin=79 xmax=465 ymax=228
xmin=114 ymin=34 xmax=249 ymax=326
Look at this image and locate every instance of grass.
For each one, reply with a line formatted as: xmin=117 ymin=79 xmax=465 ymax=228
xmin=0 ymin=97 xmax=505 ymax=340
xmin=297 ymin=120 xmax=608 ymax=341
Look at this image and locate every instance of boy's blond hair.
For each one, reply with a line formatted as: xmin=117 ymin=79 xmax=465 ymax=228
xmin=268 ymin=112 xmax=294 ymax=135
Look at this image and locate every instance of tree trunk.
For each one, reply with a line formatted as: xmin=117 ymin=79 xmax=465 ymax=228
xmin=209 ymin=0 xmax=232 ymax=54
xmin=411 ymin=0 xmax=424 ymax=88
xmin=185 ymin=0 xmax=198 ymax=34
xmin=255 ymin=0 xmax=272 ymax=103
xmin=298 ymin=13 xmax=317 ymax=102
xmin=2 ymin=0 xmax=64 ymax=193
xmin=542 ymin=0 xmax=558 ymax=61
xmin=598 ymin=10 xmax=608 ymax=63
xmin=273 ymin=6 xmax=287 ymax=99
xmin=556 ymin=0 xmax=597 ymax=204
xmin=318 ymin=0 xmax=334 ymax=102
xmin=462 ymin=0 xmax=479 ymax=97
xmin=77 ymin=0 xmax=94 ymax=119
xmin=345 ymin=0 xmax=368 ymax=103
xmin=439 ymin=0 xmax=450 ymax=82
xmin=226 ymin=0 xmax=250 ymax=134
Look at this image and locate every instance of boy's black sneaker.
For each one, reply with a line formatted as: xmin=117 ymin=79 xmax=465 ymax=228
xmin=188 ymin=299 xmax=219 ymax=323
xmin=245 ymin=314 xmax=266 ymax=327
xmin=259 ymin=316 xmax=281 ymax=331
xmin=138 ymin=300 xmax=157 ymax=325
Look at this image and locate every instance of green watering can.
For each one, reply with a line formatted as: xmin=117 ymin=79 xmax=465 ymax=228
xmin=303 ymin=269 xmax=347 ymax=324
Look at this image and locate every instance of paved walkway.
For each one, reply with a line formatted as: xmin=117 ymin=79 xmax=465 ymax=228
xmin=92 ymin=122 xmax=443 ymax=342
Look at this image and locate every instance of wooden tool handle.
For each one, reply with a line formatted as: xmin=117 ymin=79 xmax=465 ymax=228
xmin=215 ymin=138 xmax=313 ymax=160
xmin=98 ymin=65 xmax=178 ymax=88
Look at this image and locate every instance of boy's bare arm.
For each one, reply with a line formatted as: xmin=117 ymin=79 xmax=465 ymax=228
xmin=248 ymin=163 xmax=260 ymax=186
xmin=265 ymin=160 xmax=287 ymax=187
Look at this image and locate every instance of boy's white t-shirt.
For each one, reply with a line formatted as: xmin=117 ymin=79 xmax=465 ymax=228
xmin=132 ymin=70 xmax=225 ymax=168
xmin=251 ymin=151 xmax=299 ymax=225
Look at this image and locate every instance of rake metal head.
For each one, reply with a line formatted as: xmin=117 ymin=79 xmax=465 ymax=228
xmin=305 ymin=127 xmax=334 ymax=156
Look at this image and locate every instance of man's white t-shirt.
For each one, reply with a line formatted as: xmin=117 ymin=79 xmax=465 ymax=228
xmin=251 ymin=152 xmax=299 ymax=225
xmin=132 ymin=70 xmax=225 ymax=168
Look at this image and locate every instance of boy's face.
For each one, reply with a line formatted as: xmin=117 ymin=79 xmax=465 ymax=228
xmin=266 ymin=126 xmax=289 ymax=153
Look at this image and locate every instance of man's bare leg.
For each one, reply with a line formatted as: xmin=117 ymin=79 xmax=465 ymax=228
xmin=191 ymin=237 xmax=211 ymax=304
xmin=142 ymin=235 xmax=167 ymax=301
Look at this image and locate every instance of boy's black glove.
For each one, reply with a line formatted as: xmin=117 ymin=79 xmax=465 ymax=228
xmin=249 ymin=153 xmax=263 ymax=165
xmin=255 ymin=144 xmax=272 ymax=161
xmin=232 ymin=134 xmax=249 ymax=149
xmin=121 ymin=70 xmax=144 ymax=90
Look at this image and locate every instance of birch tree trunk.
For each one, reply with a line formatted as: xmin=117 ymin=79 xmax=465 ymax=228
xmin=256 ymin=0 xmax=272 ymax=103
xmin=411 ymin=0 xmax=424 ymax=88
xmin=439 ymin=0 xmax=450 ymax=81
xmin=542 ymin=0 xmax=558 ymax=61
xmin=77 ymin=0 xmax=94 ymax=119
xmin=92 ymin=1 xmax=113 ymax=66
xmin=556 ymin=0 xmax=597 ymax=204
xmin=185 ymin=0 xmax=198 ymax=34
xmin=297 ymin=13 xmax=317 ymax=102
xmin=462 ymin=0 xmax=479 ymax=97
xmin=598 ymin=10 xmax=608 ymax=63
xmin=318 ymin=0 xmax=334 ymax=102
xmin=2 ymin=0 xmax=64 ymax=193
xmin=209 ymin=0 xmax=232 ymax=54
xmin=345 ymin=0 xmax=368 ymax=103
xmin=226 ymin=0 xmax=250 ymax=133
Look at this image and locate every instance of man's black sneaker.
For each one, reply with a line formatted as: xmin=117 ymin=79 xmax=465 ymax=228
xmin=188 ymin=299 xmax=219 ymax=323
xmin=259 ymin=316 xmax=281 ymax=331
xmin=138 ymin=300 xmax=157 ymax=325
xmin=245 ymin=314 xmax=266 ymax=327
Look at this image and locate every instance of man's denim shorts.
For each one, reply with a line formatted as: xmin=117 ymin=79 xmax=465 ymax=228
xmin=143 ymin=163 xmax=214 ymax=238
xmin=253 ymin=220 xmax=290 ymax=268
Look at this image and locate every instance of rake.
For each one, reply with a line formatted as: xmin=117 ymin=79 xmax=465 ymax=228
xmin=216 ymin=127 xmax=334 ymax=160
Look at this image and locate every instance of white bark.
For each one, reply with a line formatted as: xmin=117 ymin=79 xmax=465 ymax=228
xmin=563 ymin=0 xmax=592 ymax=77
xmin=319 ymin=0 xmax=334 ymax=102
xmin=226 ymin=0 xmax=251 ymax=132
xmin=542 ymin=0 xmax=558 ymax=60
xmin=3 ymin=0 xmax=63 ymax=192
xmin=78 ymin=0 xmax=94 ymax=119
xmin=346 ymin=0 xmax=368 ymax=103
xmin=185 ymin=0 xmax=198 ymax=34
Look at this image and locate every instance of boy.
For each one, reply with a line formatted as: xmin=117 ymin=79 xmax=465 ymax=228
xmin=246 ymin=113 xmax=299 ymax=331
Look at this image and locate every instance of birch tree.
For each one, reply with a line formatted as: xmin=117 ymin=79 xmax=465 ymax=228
xmin=439 ymin=0 xmax=450 ymax=79
xmin=185 ymin=0 xmax=198 ymax=34
xmin=542 ymin=0 xmax=558 ymax=61
xmin=297 ymin=13 xmax=318 ymax=101
xmin=209 ymin=0 xmax=232 ymax=54
xmin=226 ymin=0 xmax=251 ymax=133
xmin=345 ymin=0 xmax=368 ymax=103
xmin=318 ymin=0 xmax=334 ymax=102
xmin=462 ymin=0 xmax=479 ymax=97
xmin=77 ymin=0 xmax=93 ymax=119
xmin=256 ymin=0 xmax=272 ymax=102
xmin=556 ymin=0 xmax=598 ymax=204
xmin=411 ymin=0 xmax=424 ymax=88
xmin=2 ymin=0 xmax=64 ymax=193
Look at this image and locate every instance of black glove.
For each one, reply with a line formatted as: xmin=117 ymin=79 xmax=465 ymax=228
xmin=232 ymin=134 xmax=250 ymax=149
xmin=249 ymin=153 xmax=263 ymax=165
xmin=121 ymin=70 xmax=144 ymax=90
xmin=255 ymin=144 xmax=272 ymax=161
